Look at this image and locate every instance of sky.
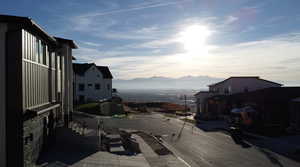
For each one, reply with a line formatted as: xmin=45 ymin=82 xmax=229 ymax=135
xmin=1 ymin=0 xmax=300 ymax=85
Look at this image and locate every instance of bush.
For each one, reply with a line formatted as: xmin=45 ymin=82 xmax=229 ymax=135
xmin=75 ymin=103 xmax=100 ymax=115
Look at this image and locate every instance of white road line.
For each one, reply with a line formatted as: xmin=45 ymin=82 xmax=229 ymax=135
xmin=177 ymin=156 xmax=192 ymax=167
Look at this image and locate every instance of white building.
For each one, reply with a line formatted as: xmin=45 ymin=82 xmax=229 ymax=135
xmin=73 ymin=63 xmax=113 ymax=103
xmin=195 ymin=76 xmax=282 ymax=113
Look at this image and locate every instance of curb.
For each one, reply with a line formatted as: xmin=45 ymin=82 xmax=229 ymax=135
xmin=158 ymin=138 xmax=192 ymax=167
xmin=73 ymin=111 xmax=97 ymax=118
xmin=243 ymin=131 xmax=270 ymax=140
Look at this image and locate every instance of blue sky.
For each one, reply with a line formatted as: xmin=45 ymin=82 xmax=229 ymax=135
xmin=1 ymin=0 xmax=300 ymax=84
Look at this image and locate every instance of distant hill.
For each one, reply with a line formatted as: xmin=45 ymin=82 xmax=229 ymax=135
xmin=113 ymin=75 xmax=224 ymax=90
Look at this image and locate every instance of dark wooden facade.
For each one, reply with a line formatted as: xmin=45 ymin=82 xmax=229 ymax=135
xmin=205 ymin=87 xmax=300 ymax=134
xmin=0 ymin=15 xmax=77 ymax=167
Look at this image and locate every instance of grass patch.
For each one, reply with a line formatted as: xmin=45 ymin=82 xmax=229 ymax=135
xmin=181 ymin=118 xmax=196 ymax=124
xmin=164 ymin=113 xmax=178 ymax=118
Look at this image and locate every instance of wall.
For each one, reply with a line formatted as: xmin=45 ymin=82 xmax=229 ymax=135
xmin=23 ymin=114 xmax=47 ymax=167
xmin=195 ymin=92 xmax=213 ymax=113
xmin=22 ymin=30 xmax=51 ymax=110
xmin=0 ymin=23 xmax=7 ymax=167
xmin=75 ymin=65 xmax=112 ymax=102
xmin=23 ymin=109 xmax=57 ymax=167
xmin=21 ymin=29 xmax=60 ymax=166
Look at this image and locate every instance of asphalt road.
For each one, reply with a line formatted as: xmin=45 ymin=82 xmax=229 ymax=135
xmin=75 ymin=113 xmax=300 ymax=167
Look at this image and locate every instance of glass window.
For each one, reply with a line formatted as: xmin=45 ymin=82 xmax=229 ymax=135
xmin=39 ymin=40 xmax=43 ymax=64
xmin=88 ymin=84 xmax=92 ymax=87
xmin=107 ymin=84 xmax=110 ymax=90
xmin=36 ymin=39 xmax=40 ymax=63
xmin=41 ymin=43 xmax=47 ymax=65
xmin=95 ymin=84 xmax=100 ymax=90
xmin=79 ymin=84 xmax=85 ymax=91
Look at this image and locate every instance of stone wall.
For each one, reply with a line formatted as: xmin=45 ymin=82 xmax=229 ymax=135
xmin=23 ymin=109 xmax=58 ymax=167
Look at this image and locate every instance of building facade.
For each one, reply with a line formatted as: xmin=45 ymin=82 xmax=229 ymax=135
xmin=208 ymin=76 xmax=282 ymax=95
xmin=195 ymin=76 xmax=282 ymax=117
xmin=73 ymin=63 xmax=113 ymax=103
xmin=194 ymin=91 xmax=214 ymax=113
xmin=0 ymin=15 xmax=77 ymax=167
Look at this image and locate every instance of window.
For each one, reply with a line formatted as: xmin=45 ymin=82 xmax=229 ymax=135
xmin=79 ymin=95 xmax=85 ymax=103
xmin=224 ymin=88 xmax=229 ymax=94
xmin=95 ymin=84 xmax=100 ymax=90
xmin=88 ymin=84 xmax=92 ymax=87
xmin=79 ymin=84 xmax=85 ymax=91
xmin=41 ymin=42 xmax=47 ymax=65
xmin=107 ymin=84 xmax=110 ymax=90
xmin=36 ymin=39 xmax=40 ymax=63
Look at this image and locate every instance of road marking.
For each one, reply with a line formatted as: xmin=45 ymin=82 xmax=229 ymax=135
xmin=177 ymin=156 xmax=192 ymax=167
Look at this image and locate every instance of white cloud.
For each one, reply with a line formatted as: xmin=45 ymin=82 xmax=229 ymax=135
xmin=224 ymin=15 xmax=238 ymax=25
xmin=77 ymin=1 xmax=184 ymax=18
xmin=80 ymin=32 xmax=300 ymax=84
xmin=80 ymin=41 xmax=103 ymax=47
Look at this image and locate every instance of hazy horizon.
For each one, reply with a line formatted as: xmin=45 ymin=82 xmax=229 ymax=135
xmin=113 ymin=75 xmax=300 ymax=90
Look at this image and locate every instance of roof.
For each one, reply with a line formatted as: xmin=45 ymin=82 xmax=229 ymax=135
xmin=0 ymin=15 xmax=78 ymax=50
xmin=208 ymin=76 xmax=282 ymax=87
xmin=54 ymin=37 xmax=78 ymax=49
xmin=0 ymin=14 xmax=56 ymax=46
xmin=96 ymin=66 xmax=113 ymax=79
xmin=73 ymin=63 xmax=93 ymax=75
xmin=210 ymin=87 xmax=300 ymax=102
xmin=73 ymin=63 xmax=113 ymax=79
xmin=194 ymin=91 xmax=210 ymax=96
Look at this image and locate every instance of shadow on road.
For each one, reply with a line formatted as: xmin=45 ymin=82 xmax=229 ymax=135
xmin=257 ymin=148 xmax=284 ymax=167
xmin=196 ymin=121 xmax=300 ymax=163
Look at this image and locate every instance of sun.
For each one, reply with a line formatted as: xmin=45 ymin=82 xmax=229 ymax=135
xmin=178 ymin=25 xmax=211 ymax=55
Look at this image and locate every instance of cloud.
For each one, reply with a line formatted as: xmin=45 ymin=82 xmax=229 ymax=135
xmin=81 ymin=32 xmax=300 ymax=82
xmin=224 ymin=15 xmax=238 ymax=24
xmin=78 ymin=0 xmax=184 ymax=18
xmin=80 ymin=41 xmax=103 ymax=47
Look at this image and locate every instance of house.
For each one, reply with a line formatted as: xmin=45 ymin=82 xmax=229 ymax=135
xmin=219 ymin=87 xmax=300 ymax=135
xmin=288 ymin=97 xmax=300 ymax=132
xmin=0 ymin=15 xmax=77 ymax=167
xmin=194 ymin=91 xmax=214 ymax=113
xmin=73 ymin=63 xmax=113 ymax=103
xmin=208 ymin=76 xmax=282 ymax=95
xmin=195 ymin=76 xmax=282 ymax=115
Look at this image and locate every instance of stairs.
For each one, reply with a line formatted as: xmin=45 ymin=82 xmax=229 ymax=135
xmin=106 ymin=134 xmax=128 ymax=155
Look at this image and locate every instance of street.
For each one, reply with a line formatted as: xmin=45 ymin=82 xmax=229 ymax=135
xmin=75 ymin=112 xmax=300 ymax=167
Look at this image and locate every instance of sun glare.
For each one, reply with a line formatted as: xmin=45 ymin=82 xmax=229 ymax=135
xmin=178 ymin=25 xmax=211 ymax=55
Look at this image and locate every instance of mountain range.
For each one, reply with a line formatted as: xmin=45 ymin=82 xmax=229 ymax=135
xmin=113 ymin=76 xmax=224 ymax=90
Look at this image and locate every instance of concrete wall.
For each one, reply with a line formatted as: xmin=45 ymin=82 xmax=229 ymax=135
xmin=75 ymin=65 xmax=112 ymax=102
xmin=209 ymin=78 xmax=281 ymax=95
xmin=0 ymin=23 xmax=7 ymax=167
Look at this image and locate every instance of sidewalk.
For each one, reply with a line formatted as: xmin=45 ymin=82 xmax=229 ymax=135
xmin=37 ymin=126 xmax=151 ymax=167
xmin=133 ymin=134 xmax=189 ymax=167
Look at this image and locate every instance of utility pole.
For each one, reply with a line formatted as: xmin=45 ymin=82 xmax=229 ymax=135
xmin=177 ymin=94 xmax=187 ymax=140
xmin=184 ymin=95 xmax=187 ymax=113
